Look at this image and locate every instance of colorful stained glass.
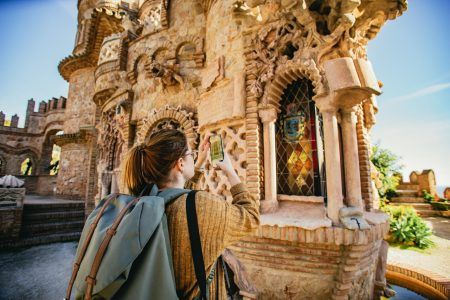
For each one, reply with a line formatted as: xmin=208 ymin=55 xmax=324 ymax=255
xmin=276 ymin=79 xmax=325 ymax=196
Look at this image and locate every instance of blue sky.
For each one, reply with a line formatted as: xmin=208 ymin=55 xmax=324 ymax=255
xmin=0 ymin=1 xmax=449 ymax=193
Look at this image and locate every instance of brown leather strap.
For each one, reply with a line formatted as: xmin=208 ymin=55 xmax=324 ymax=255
xmin=84 ymin=196 xmax=141 ymax=300
xmin=64 ymin=193 xmax=119 ymax=300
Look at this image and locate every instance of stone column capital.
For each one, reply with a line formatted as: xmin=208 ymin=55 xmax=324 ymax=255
xmin=258 ymin=107 xmax=278 ymax=124
xmin=340 ymin=106 xmax=358 ymax=124
xmin=314 ymin=94 xmax=339 ymax=114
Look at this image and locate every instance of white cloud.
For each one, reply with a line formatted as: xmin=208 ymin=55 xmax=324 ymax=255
xmin=387 ymin=82 xmax=450 ymax=103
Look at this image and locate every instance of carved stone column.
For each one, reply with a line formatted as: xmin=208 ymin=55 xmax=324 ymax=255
xmin=258 ymin=107 xmax=278 ymax=213
xmin=316 ymin=96 xmax=344 ymax=224
xmin=341 ymin=107 xmax=363 ymax=210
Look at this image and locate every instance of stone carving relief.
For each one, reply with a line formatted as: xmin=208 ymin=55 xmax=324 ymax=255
xmin=140 ymin=0 xmax=169 ymax=36
xmin=98 ymin=34 xmax=121 ymax=65
xmin=248 ymin=13 xmax=327 ymax=101
xmin=148 ymin=61 xmax=185 ymax=91
xmin=97 ymin=109 xmax=127 ymax=170
xmin=198 ymin=122 xmax=246 ymax=201
xmin=245 ymin=0 xmax=407 ymax=101
xmin=127 ymin=36 xmax=205 ymax=94
xmin=136 ymin=105 xmax=198 ymax=150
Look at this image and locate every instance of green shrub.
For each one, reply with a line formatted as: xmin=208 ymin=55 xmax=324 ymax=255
xmin=370 ymin=144 xmax=403 ymax=206
xmin=430 ymin=201 xmax=450 ymax=211
xmin=382 ymin=205 xmax=433 ymax=249
xmin=422 ymin=190 xmax=434 ymax=203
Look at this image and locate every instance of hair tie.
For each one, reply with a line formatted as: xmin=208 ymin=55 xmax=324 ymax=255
xmin=136 ymin=144 xmax=146 ymax=152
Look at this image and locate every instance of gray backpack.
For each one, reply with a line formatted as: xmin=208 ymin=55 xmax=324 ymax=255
xmin=64 ymin=184 xmax=212 ymax=300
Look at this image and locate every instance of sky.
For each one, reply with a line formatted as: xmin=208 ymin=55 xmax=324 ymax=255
xmin=0 ymin=1 xmax=449 ymax=194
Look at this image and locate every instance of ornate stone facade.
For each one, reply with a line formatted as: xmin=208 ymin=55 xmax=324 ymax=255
xmin=48 ymin=0 xmax=409 ymax=298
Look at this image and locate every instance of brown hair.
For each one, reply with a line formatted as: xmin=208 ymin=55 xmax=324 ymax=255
xmin=122 ymin=129 xmax=188 ymax=195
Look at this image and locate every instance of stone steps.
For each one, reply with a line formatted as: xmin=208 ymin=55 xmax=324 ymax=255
xmin=416 ymin=210 xmax=439 ymax=217
xmin=396 ymin=189 xmax=418 ymax=197
xmin=389 ymin=203 xmax=439 ymax=217
xmin=21 ymin=220 xmax=84 ymax=237
xmin=17 ymin=201 xmax=85 ymax=246
xmin=391 ymin=197 xmax=425 ymax=203
xmin=397 ymin=184 xmax=419 ymax=190
xmin=390 ymin=202 xmax=433 ymax=209
xmin=23 ymin=202 xmax=84 ymax=213
xmin=23 ymin=210 xmax=85 ymax=223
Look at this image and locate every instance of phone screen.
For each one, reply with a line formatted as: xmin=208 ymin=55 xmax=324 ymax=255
xmin=210 ymin=135 xmax=224 ymax=165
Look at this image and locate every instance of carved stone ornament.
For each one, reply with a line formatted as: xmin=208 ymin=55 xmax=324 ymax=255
xmin=140 ymin=0 xmax=169 ymax=36
xmin=148 ymin=61 xmax=185 ymax=91
xmin=136 ymin=105 xmax=198 ymax=150
xmin=246 ymin=0 xmax=408 ymax=102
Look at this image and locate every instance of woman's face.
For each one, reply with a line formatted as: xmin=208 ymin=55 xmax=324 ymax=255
xmin=181 ymin=145 xmax=196 ymax=181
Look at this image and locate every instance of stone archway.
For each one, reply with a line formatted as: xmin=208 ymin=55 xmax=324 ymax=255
xmin=260 ymin=59 xmax=325 ymax=112
xmin=39 ymin=129 xmax=63 ymax=175
xmin=136 ymin=105 xmax=198 ymax=150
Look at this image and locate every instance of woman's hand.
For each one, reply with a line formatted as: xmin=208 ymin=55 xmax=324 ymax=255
xmin=216 ymin=152 xmax=241 ymax=186
xmin=195 ymin=133 xmax=211 ymax=169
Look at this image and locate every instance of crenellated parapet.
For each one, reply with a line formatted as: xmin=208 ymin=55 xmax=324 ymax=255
xmin=0 ymin=97 xmax=67 ymax=132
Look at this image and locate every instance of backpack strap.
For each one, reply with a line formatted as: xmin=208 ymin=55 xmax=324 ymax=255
xmin=186 ymin=190 xmax=209 ymax=300
xmin=84 ymin=196 xmax=142 ymax=300
xmin=64 ymin=193 xmax=119 ymax=300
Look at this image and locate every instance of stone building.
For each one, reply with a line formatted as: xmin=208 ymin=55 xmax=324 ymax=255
xmin=0 ymin=97 xmax=66 ymax=194
xmin=57 ymin=0 xmax=408 ymax=298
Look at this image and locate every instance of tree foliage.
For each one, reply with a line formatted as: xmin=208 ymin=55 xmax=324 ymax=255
xmin=370 ymin=144 xmax=403 ymax=201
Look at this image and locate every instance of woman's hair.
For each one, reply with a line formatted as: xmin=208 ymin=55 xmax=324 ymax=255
xmin=122 ymin=129 xmax=188 ymax=195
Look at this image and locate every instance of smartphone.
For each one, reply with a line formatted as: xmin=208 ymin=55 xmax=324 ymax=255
xmin=210 ymin=134 xmax=224 ymax=165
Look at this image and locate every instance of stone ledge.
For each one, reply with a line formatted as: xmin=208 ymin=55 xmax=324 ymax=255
xmin=255 ymin=219 xmax=389 ymax=246
xmin=387 ymin=262 xmax=449 ymax=299
xmin=277 ymin=194 xmax=324 ymax=203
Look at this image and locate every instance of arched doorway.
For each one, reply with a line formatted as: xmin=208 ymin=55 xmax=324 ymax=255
xmin=40 ymin=130 xmax=63 ymax=175
xmin=20 ymin=157 xmax=34 ymax=176
xmin=275 ymin=78 xmax=326 ymax=197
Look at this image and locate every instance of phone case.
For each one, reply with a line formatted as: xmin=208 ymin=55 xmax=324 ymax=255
xmin=210 ymin=135 xmax=224 ymax=165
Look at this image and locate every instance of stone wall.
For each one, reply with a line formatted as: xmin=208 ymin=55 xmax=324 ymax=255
xmin=0 ymin=188 xmax=24 ymax=243
xmin=55 ymin=144 xmax=90 ymax=200
xmin=0 ymin=207 xmax=22 ymax=243
xmin=63 ymin=68 xmax=96 ymax=134
xmin=15 ymin=175 xmax=56 ymax=195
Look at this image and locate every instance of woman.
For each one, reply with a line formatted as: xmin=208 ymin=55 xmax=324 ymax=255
xmin=122 ymin=129 xmax=260 ymax=299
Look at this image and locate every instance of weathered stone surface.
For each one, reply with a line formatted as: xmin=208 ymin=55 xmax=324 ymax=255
xmin=0 ymin=207 xmax=22 ymax=242
xmin=0 ymin=187 xmax=25 ymax=207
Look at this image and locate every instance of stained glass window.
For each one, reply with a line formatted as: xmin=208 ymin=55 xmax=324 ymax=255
xmin=276 ymin=79 xmax=326 ymax=197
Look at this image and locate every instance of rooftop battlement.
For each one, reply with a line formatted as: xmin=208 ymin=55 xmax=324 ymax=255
xmin=0 ymin=96 xmax=67 ymax=129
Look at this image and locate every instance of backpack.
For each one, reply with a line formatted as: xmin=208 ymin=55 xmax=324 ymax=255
xmin=64 ymin=184 xmax=214 ymax=300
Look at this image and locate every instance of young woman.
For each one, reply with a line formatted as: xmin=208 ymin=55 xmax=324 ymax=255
xmin=122 ymin=129 xmax=260 ymax=299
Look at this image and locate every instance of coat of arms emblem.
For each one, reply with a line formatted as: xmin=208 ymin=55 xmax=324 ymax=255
xmin=282 ymin=103 xmax=306 ymax=143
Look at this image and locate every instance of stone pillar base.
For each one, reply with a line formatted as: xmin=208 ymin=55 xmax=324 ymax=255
xmin=260 ymin=200 xmax=278 ymax=214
